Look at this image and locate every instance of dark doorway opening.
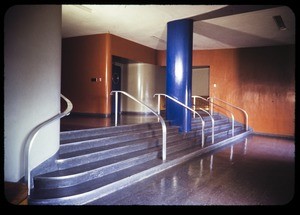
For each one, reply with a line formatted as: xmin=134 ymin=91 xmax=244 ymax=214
xmin=111 ymin=64 xmax=121 ymax=115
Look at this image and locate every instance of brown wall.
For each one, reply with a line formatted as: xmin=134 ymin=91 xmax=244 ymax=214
xmin=62 ymin=33 xmax=295 ymax=136
xmin=62 ymin=34 xmax=111 ymax=115
xmin=111 ymin=34 xmax=157 ymax=64
xmin=62 ymin=33 xmax=158 ymax=115
xmin=157 ymin=45 xmax=295 ymax=137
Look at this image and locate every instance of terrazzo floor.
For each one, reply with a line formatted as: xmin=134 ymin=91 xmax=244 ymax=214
xmin=88 ymin=134 xmax=295 ymax=206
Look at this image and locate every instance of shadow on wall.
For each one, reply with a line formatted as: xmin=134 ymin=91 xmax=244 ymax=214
xmin=235 ymin=45 xmax=295 ymax=136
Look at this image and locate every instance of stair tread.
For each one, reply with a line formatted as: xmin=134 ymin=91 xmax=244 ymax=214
xmin=56 ymin=132 xmax=193 ymax=170
xmin=29 ymin=116 xmax=252 ymax=205
xmin=36 ymin=134 xmax=199 ymax=179
xmin=59 ymin=130 xmax=181 ymax=159
xmin=192 ymin=125 xmax=243 ymax=134
xmin=30 ymin=141 xmax=206 ymax=200
xmin=30 ymin=158 xmax=164 ymax=199
xmin=60 ymin=126 xmax=179 ymax=146
xmin=59 ymin=127 xmax=180 ymax=154
xmin=213 ymin=129 xmax=247 ymax=142
xmin=60 ymin=125 xmax=178 ymax=149
xmin=191 ymin=119 xmax=230 ymax=127
xmin=37 ymin=147 xmax=161 ymax=178
xmin=60 ymin=123 xmax=176 ymax=144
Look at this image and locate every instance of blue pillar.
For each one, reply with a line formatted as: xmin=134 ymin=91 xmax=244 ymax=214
xmin=166 ymin=19 xmax=193 ymax=132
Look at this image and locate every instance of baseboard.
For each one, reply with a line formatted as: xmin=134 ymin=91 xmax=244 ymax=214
xmin=70 ymin=112 xmax=111 ymax=118
xmin=253 ymin=132 xmax=295 ymax=140
xmin=121 ymin=111 xmax=156 ymax=116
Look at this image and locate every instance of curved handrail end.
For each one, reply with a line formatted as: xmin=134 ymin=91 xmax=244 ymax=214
xmin=24 ymin=94 xmax=73 ymax=195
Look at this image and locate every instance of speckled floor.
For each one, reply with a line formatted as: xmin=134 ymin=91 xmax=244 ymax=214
xmin=89 ymin=134 xmax=295 ymax=206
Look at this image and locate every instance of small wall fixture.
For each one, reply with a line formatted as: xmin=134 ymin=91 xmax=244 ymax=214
xmin=273 ymin=15 xmax=287 ymax=31
xmin=91 ymin=77 xmax=101 ymax=82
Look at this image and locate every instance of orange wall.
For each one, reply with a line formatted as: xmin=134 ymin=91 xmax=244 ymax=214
xmin=157 ymin=45 xmax=295 ymax=137
xmin=62 ymin=34 xmax=111 ymax=115
xmin=62 ymin=33 xmax=158 ymax=115
xmin=111 ymin=34 xmax=157 ymax=64
xmin=62 ymin=33 xmax=295 ymax=136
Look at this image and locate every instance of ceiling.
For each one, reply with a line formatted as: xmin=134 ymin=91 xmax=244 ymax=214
xmin=62 ymin=4 xmax=295 ymax=50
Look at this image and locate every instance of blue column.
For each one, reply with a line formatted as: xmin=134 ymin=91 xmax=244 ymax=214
xmin=166 ymin=19 xmax=193 ymax=132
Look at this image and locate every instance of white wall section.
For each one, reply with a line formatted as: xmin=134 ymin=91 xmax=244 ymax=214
xmin=4 ymin=5 xmax=62 ymax=182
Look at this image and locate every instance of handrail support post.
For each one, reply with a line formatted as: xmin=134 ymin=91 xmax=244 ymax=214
xmin=192 ymin=96 xmax=215 ymax=144
xmin=155 ymin=93 xmax=205 ymax=146
xmin=112 ymin=91 xmax=167 ymax=161
xmin=210 ymin=97 xmax=214 ymax=115
xmin=115 ymin=92 xmax=118 ymax=126
xmin=210 ymin=97 xmax=248 ymax=132
xmin=193 ymin=97 xmax=196 ymax=118
xmin=157 ymin=95 xmax=161 ymax=122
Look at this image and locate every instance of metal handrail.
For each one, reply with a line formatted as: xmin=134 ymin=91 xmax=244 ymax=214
xmin=192 ymin=96 xmax=215 ymax=144
xmin=154 ymin=93 xmax=205 ymax=147
xmin=110 ymin=91 xmax=167 ymax=161
xmin=209 ymin=97 xmax=249 ymax=131
xmin=206 ymin=98 xmax=235 ymax=137
xmin=24 ymin=94 xmax=73 ymax=195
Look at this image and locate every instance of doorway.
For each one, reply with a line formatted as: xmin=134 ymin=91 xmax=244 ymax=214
xmin=192 ymin=66 xmax=210 ymax=110
xmin=111 ymin=64 xmax=122 ymax=115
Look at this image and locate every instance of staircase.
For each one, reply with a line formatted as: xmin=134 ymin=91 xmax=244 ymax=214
xmin=28 ymin=113 xmax=251 ymax=205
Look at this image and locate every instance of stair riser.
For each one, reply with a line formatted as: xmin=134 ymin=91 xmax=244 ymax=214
xmin=191 ymin=124 xmax=243 ymax=136
xmin=159 ymin=140 xmax=196 ymax=157
xmin=29 ymin=129 xmax=252 ymax=205
xmin=60 ymin=122 xmax=170 ymax=142
xmin=34 ymin=151 xmax=159 ymax=189
xmin=29 ymin=117 xmax=252 ymax=205
xmin=60 ymin=127 xmax=179 ymax=154
xmin=206 ymin=127 xmax=245 ymax=142
xmin=183 ymin=126 xmax=244 ymax=145
xmin=192 ymin=119 xmax=230 ymax=129
xmin=57 ymin=131 xmax=183 ymax=169
xmin=61 ymin=123 xmax=174 ymax=144
xmin=192 ymin=123 xmax=232 ymax=134
xmin=34 ymin=133 xmax=196 ymax=190
xmin=32 ymin=136 xmax=199 ymax=193
xmin=211 ymin=129 xmax=247 ymax=143
xmin=191 ymin=115 xmax=223 ymax=122
xmin=57 ymin=130 xmax=200 ymax=169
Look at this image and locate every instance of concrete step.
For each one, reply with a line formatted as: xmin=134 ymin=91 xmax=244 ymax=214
xmin=28 ymin=116 xmax=252 ymax=205
xmin=29 ymin=129 xmax=252 ymax=205
xmin=60 ymin=121 xmax=171 ymax=143
xmin=59 ymin=125 xmax=179 ymax=154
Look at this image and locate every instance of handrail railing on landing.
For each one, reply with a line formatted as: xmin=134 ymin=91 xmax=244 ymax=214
xmin=192 ymin=96 xmax=215 ymax=144
xmin=206 ymin=98 xmax=235 ymax=137
xmin=24 ymin=94 xmax=73 ymax=195
xmin=110 ymin=91 xmax=167 ymax=161
xmin=154 ymin=93 xmax=205 ymax=147
xmin=208 ymin=97 xmax=249 ymax=131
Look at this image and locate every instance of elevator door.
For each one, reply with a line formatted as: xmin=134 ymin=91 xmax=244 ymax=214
xmin=111 ymin=64 xmax=121 ymax=115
